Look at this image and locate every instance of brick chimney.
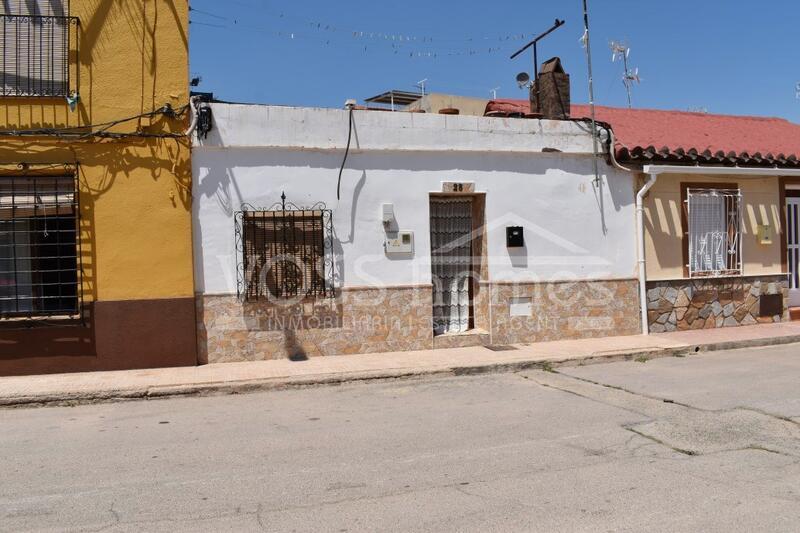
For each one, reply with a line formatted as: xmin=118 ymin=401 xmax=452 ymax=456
xmin=530 ymin=57 xmax=570 ymax=120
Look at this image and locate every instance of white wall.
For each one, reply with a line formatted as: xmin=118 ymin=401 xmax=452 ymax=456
xmin=193 ymin=104 xmax=637 ymax=295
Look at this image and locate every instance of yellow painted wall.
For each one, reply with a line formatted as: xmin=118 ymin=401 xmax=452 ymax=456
xmin=643 ymin=173 xmax=784 ymax=280
xmin=0 ymin=0 xmax=192 ymax=302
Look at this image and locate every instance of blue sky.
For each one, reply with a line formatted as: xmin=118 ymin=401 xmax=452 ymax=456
xmin=189 ymin=1 xmax=800 ymax=121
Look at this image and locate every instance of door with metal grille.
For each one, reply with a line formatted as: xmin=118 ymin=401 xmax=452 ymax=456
xmin=788 ymin=197 xmax=800 ymax=307
xmin=429 ymin=197 xmax=473 ymax=335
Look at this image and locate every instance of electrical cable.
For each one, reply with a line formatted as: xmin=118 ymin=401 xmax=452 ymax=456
xmin=336 ymin=107 xmax=354 ymax=201
xmin=0 ymin=104 xmax=191 ymax=140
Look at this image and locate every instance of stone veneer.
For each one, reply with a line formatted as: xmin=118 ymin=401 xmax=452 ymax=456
xmin=484 ymin=279 xmax=641 ymax=346
xmin=197 ymin=279 xmax=642 ymax=363
xmin=646 ymin=275 xmax=789 ymax=333
xmin=197 ymin=286 xmax=433 ymax=364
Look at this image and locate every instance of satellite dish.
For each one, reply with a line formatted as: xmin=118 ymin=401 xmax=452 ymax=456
xmin=516 ymin=72 xmax=530 ymax=88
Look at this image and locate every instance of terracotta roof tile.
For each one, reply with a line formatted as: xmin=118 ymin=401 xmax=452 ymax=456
xmin=485 ymin=99 xmax=800 ymax=168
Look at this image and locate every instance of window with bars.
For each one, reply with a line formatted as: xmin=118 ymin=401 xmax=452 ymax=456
xmin=239 ymin=206 xmax=331 ymax=301
xmin=687 ymin=188 xmax=743 ymax=278
xmin=0 ymin=175 xmax=81 ymax=319
xmin=1 ymin=0 xmax=77 ymax=97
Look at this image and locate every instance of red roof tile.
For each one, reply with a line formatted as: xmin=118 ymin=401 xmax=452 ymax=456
xmin=485 ymin=99 xmax=800 ymax=168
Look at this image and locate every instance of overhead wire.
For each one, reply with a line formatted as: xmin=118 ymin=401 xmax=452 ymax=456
xmin=191 ymin=2 xmax=534 ymax=45
xmin=0 ymin=104 xmax=191 ymax=140
xmin=188 ymin=4 xmax=531 ymax=58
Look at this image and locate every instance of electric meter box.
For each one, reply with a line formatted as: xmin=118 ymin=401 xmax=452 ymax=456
xmin=385 ymin=231 xmax=414 ymax=255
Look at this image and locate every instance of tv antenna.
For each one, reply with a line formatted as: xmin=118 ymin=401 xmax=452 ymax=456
xmin=415 ymin=79 xmax=428 ymax=96
xmin=510 ymin=19 xmax=565 ymax=103
xmin=490 ymin=86 xmax=501 ymax=99
xmin=610 ymin=40 xmax=640 ymax=108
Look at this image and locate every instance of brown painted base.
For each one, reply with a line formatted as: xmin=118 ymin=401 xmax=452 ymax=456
xmin=0 ymin=298 xmax=198 ymax=376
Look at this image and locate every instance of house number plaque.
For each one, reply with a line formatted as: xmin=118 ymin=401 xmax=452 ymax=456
xmin=442 ymin=182 xmax=475 ymax=193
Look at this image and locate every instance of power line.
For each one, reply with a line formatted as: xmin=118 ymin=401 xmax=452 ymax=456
xmin=190 ymin=16 xmax=513 ymax=59
xmin=188 ymin=6 xmax=227 ymax=20
xmin=0 ymin=104 xmax=190 ymax=140
xmin=188 ymin=3 xmax=537 ymax=50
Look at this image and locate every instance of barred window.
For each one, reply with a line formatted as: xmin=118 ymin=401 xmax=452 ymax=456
xmin=687 ymin=188 xmax=742 ymax=278
xmin=1 ymin=0 xmax=75 ymax=97
xmin=0 ymin=175 xmax=81 ymax=319
xmin=240 ymin=207 xmax=331 ymax=301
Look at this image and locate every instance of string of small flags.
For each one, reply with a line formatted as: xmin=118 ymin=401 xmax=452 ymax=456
xmin=189 ymin=6 xmax=532 ymax=55
xmin=191 ymin=20 xmax=514 ymax=58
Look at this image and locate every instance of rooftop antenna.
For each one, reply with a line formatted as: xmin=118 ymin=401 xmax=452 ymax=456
xmin=415 ymin=79 xmax=428 ymax=96
xmin=610 ymin=40 xmax=640 ymax=108
xmin=581 ymin=0 xmax=605 ymax=235
xmin=510 ymin=18 xmax=565 ymax=109
xmin=490 ymin=86 xmax=501 ymax=100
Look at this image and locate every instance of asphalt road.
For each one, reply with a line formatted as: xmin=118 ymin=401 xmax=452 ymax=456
xmin=2 ymin=344 xmax=800 ymax=532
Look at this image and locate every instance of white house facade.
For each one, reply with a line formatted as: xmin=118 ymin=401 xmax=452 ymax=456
xmin=192 ymin=103 xmax=640 ymax=363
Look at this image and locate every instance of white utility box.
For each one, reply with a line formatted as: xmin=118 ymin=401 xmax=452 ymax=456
xmin=385 ymin=231 xmax=414 ymax=255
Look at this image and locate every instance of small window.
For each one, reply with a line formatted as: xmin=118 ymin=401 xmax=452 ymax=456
xmin=687 ymin=188 xmax=742 ymax=277
xmin=237 ymin=201 xmax=332 ymax=301
xmin=1 ymin=0 xmax=76 ymax=97
xmin=0 ymin=175 xmax=81 ymax=319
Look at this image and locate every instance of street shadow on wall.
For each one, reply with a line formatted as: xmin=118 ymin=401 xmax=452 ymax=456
xmin=193 ymin=159 xmax=363 ymax=289
xmin=2 ymin=1 xmax=188 ymax=131
xmin=79 ymin=0 xmax=188 ymax=124
xmin=195 ymin=298 xmax=344 ymax=364
xmin=0 ymin=138 xmax=191 ymax=207
xmin=0 ymin=137 xmax=191 ymax=314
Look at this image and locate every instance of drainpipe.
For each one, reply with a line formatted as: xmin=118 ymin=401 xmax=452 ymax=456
xmin=637 ymin=171 xmax=659 ymax=335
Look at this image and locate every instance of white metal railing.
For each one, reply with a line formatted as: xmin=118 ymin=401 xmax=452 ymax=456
xmin=687 ymin=188 xmax=742 ymax=278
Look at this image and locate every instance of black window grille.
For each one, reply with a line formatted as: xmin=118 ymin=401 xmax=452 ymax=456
xmin=0 ymin=175 xmax=82 ymax=319
xmin=235 ymin=194 xmax=333 ymax=301
xmin=1 ymin=1 xmax=78 ymax=97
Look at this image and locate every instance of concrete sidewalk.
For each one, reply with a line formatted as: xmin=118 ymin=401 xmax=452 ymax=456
xmin=2 ymin=322 xmax=800 ymax=407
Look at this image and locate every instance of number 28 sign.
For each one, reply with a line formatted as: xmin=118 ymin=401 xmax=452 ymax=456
xmin=442 ymin=182 xmax=475 ymax=193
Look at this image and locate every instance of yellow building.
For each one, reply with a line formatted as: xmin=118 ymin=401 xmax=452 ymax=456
xmin=0 ymin=0 xmax=196 ymax=375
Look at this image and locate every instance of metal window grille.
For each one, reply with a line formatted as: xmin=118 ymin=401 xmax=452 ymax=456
xmin=687 ymin=188 xmax=742 ymax=277
xmin=0 ymin=175 xmax=82 ymax=319
xmin=234 ymin=194 xmax=333 ymax=301
xmin=1 ymin=1 xmax=78 ymax=97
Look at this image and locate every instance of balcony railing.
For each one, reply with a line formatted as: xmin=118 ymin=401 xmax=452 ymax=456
xmin=1 ymin=14 xmax=79 ymax=97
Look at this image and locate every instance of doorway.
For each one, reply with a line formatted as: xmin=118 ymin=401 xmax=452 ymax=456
xmin=429 ymin=197 xmax=474 ymax=335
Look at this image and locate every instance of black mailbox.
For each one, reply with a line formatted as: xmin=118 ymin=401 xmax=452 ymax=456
xmin=506 ymin=226 xmax=524 ymax=248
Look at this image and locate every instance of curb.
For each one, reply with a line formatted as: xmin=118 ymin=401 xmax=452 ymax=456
xmin=2 ymin=337 xmax=799 ymax=409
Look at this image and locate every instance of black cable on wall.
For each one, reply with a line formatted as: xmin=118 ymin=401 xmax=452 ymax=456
xmin=336 ymin=107 xmax=355 ymax=201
